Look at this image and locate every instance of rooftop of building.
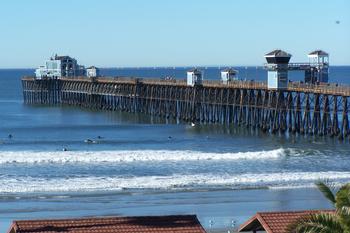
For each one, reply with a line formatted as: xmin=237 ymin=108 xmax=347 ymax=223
xmin=52 ymin=55 xmax=77 ymax=61
xmin=7 ymin=215 xmax=206 ymax=233
xmin=238 ymin=209 xmax=335 ymax=233
xmin=264 ymin=49 xmax=292 ymax=58
xmin=187 ymin=68 xmax=202 ymax=73
xmin=86 ymin=66 xmax=98 ymax=69
xmin=222 ymin=68 xmax=238 ymax=73
xmin=308 ymin=50 xmax=329 ymax=56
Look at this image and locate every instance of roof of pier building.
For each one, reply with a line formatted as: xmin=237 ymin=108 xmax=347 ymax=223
xmin=308 ymin=50 xmax=329 ymax=57
xmin=7 ymin=215 xmax=207 ymax=233
xmin=86 ymin=66 xmax=98 ymax=69
xmin=238 ymin=210 xmax=335 ymax=233
xmin=264 ymin=50 xmax=292 ymax=64
xmin=52 ymin=55 xmax=77 ymax=63
xmin=187 ymin=68 xmax=202 ymax=74
xmin=264 ymin=49 xmax=292 ymax=58
xmin=222 ymin=68 xmax=238 ymax=74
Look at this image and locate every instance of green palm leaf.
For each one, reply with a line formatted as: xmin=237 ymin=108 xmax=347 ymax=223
xmin=340 ymin=206 xmax=350 ymax=216
xmin=287 ymin=213 xmax=343 ymax=233
xmin=336 ymin=185 xmax=350 ymax=232
xmin=316 ymin=181 xmax=336 ymax=205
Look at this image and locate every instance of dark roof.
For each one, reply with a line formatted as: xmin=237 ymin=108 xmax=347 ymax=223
xmin=87 ymin=66 xmax=98 ymax=69
xmin=54 ymin=55 xmax=76 ymax=61
xmin=308 ymin=50 xmax=329 ymax=56
xmin=222 ymin=68 xmax=238 ymax=73
xmin=7 ymin=215 xmax=206 ymax=233
xmin=238 ymin=210 xmax=335 ymax=233
xmin=55 ymin=55 xmax=70 ymax=59
xmin=187 ymin=68 xmax=202 ymax=73
xmin=264 ymin=49 xmax=292 ymax=58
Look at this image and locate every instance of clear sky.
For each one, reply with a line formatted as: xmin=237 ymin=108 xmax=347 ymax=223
xmin=0 ymin=0 xmax=349 ymax=68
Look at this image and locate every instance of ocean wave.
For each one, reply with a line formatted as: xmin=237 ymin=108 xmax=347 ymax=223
xmin=0 ymin=148 xmax=287 ymax=164
xmin=1 ymin=171 xmax=350 ymax=193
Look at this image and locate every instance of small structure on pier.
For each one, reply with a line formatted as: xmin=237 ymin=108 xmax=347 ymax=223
xmin=221 ymin=68 xmax=238 ymax=84
xmin=86 ymin=66 xmax=100 ymax=78
xmin=187 ymin=69 xmax=203 ymax=86
xmin=35 ymin=55 xmax=85 ymax=79
xmin=305 ymin=50 xmax=329 ymax=83
xmin=264 ymin=49 xmax=291 ymax=89
xmin=35 ymin=60 xmax=61 ymax=79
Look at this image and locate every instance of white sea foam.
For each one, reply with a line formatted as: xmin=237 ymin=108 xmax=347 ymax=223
xmin=0 ymin=148 xmax=287 ymax=164
xmin=1 ymin=171 xmax=350 ymax=193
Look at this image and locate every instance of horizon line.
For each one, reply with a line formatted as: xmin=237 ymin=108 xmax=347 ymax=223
xmin=1 ymin=64 xmax=350 ymax=70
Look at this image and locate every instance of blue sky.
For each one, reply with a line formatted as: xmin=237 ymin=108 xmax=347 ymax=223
xmin=0 ymin=0 xmax=349 ymax=68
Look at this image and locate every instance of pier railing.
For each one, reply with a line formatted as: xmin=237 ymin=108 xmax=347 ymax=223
xmin=23 ymin=76 xmax=350 ymax=97
xmin=287 ymin=82 xmax=350 ymax=96
xmin=23 ymin=77 xmax=350 ymax=96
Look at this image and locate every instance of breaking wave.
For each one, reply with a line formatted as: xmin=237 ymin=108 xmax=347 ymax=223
xmin=0 ymin=148 xmax=288 ymax=164
xmin=2 ymin=171 xmax=350 ymax=193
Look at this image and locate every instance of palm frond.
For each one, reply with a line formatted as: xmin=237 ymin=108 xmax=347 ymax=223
xmin=316 ymin=181 xmax=336 ymax=205
xmin=287 ymin=213 xmax=343 ymax=233
xmin=344 ymin=189 xmax=350 ymax=216
xmin=340 ymin=206 xmax=350 ymax=216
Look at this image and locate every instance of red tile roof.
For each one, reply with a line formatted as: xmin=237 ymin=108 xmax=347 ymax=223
xmin=238 ymin=210 xmax=335 ymax=233
xmin=7 ymin=215 xmax=207 ymax=233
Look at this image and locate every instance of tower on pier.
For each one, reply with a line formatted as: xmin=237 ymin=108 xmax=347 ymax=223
xmin=187 ymin=69 xmax=203 ymax=86
xmin=35 ymin=54 xmax=85 ymax=79
xmin=306 ymin=50 xmax=329 ymax=83
xmin=86 ymin=66 xmax=100 ymax=78
xmin=221 ymin=68 xmax=238 ymax=84
xmin=264 ymin=49 xmax=291 ymax=89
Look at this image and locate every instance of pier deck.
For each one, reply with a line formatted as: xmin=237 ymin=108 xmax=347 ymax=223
xmin=22 ymin=76 xmax=350 ymax=139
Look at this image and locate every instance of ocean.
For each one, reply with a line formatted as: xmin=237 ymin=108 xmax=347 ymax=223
xmin=1 ymin=67 xmax=350 ymax=232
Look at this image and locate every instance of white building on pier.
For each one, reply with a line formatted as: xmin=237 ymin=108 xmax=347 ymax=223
xmin=35 ymin=55 xmax=85 ymax=79
xmin=221 ymin=68 xmax=238 ymax=84
xmin=86 ymin=66 xmax=100 ymax=77
xmin=187 ymin=69 xmax=203 ymax=86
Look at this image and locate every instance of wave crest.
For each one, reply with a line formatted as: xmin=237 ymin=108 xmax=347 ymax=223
xmin=1 ymin=171 xmax=350 ymax=193
xmin=0 ymin=149 xmax=286 ymax=164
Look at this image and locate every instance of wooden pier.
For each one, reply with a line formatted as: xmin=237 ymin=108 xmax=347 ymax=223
xmin=22 ymin=76 xmax=350 ymax=139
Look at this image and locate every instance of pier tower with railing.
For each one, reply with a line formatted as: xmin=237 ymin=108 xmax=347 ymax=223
xmin=264 ymin=49 xmax=292 ymax=89
xmin=187 ymin=69 xmax=203 ymax=86
xmin=221 ymin=68 xmax=238 ymax=84
xmin=306 ymin=50 xmax=329 ymax=83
